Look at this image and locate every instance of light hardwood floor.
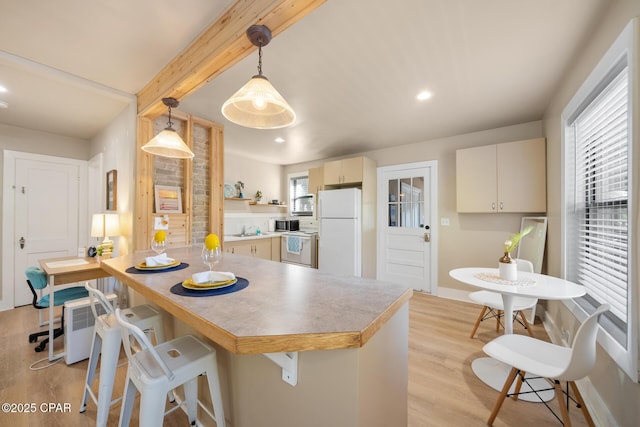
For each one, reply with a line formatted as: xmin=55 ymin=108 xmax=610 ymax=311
xmin=0 ymin=292 xmax=590 ymax=426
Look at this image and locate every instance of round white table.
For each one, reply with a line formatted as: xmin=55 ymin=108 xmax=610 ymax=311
xmin=450 ymin=267 xmax=586 ymax=402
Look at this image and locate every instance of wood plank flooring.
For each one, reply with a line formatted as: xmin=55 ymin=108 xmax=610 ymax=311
xmin=0 ymin=293 xmax=590 ymax=426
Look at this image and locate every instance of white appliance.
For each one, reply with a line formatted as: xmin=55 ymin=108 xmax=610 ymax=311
xmin=64 ymin=293 xmax=116 ymax=365
xmin=318 ymin=188 xmax=362 ymax=277
xmin=280 ymin=231 xmax=317 ymax=268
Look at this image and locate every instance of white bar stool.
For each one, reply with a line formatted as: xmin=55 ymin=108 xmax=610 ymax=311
xmin=80 ymin=283 xmax=167 ymax=427
xmin=114 ymin=308 xmax=226 ymax=427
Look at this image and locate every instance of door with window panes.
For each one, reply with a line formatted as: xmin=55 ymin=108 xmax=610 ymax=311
xmin=378 ymin=163 xmax=435 ymax=292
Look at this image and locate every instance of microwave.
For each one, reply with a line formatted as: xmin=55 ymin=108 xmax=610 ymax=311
xmin=275 ymin=219 xmax=299 ymax=231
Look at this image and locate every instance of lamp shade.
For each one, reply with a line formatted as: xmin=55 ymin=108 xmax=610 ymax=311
xmin=222 ymin=75 xmax=296 ymax=129
xmin=141 ymin=128 xmax=194 ymax=159
xmin=91 ymin=214 xmax=105 ymax=237
xmin=91 ymin=213 xmax=121 ymax=238
xmin=104 ymin=213 xmax=120 ymax=237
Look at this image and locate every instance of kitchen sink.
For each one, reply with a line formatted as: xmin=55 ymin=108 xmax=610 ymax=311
xmin=230 ymin=232 xmax=269 ymax=238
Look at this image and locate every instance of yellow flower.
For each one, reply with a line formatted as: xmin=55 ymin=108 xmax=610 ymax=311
xmin=204 ymin=233 xmax=220 ymax=250
xmin=154 ymin=230 xmax=166 ymax=243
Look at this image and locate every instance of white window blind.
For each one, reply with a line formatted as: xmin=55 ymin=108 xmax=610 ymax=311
xmin=563 ymin=19 xmax=637 ymax=382
xmin=289 ymin=175 xmax=311 ymax=215
xmin=566 ymin=61 xmax=629 ymax=345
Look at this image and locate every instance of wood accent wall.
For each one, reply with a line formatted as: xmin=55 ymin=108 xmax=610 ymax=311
xmin=135 ymin=113 xmax=224 ymax=252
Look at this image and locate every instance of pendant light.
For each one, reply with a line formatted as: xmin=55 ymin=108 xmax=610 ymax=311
xmin=141 ymin=97 xmax=194 ymax=159
xmin=221 ymin=25 xmax=295 ymax=129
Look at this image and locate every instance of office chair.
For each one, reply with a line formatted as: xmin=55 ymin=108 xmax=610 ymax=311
xmin=483 ymin=303 xmax=608 ymax=426
xmin=25 ymin=266 xmax=89 ymax=352
xmin=469 ymin=258 xmax=537 ymax=338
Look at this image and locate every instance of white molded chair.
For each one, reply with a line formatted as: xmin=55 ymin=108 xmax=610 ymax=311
xmin=80 ymin=283 xmax=167 ymax=427
xmin=114 ymin=308 xmax=226 ymax=427
xmin=469 ymin=259 xmax=537 ymax=338
xmin=483 ymin=304 xmax=608 ymax=427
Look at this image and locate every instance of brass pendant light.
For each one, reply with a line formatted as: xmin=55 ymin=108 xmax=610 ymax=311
xmin=221 ymin=25 xmax=295 ymax=129
xmin=141 ymin=97 xmax=194 ymax=159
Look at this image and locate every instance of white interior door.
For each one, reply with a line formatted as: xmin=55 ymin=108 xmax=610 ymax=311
xmin=9 ymin=155 xmax=82 ymax=307
xmin=377 ymin=161 xmax=437 ymax=293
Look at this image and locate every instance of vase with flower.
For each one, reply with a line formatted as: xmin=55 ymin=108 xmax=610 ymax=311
xmin=499 ymin=225 xmax=533 ymax=281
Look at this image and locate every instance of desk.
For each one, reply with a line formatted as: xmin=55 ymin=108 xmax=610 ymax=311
xmin=449 ymin=267 xmax=586 ymax=402
xmin=39 ymin=256 xmax=110 ymax=361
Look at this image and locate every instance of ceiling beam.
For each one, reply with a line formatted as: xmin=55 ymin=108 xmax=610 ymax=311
xmin=136 ymin=0 xmax=326 ymax=119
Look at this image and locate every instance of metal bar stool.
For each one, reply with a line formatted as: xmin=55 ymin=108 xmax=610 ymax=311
xmin=80 ymin=283 xmax=167 ymax=427
xmin=114 ymin=308 xmax=226 ymax=427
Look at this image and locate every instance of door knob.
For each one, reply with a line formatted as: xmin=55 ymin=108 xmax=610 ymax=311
xmin=19 ymin=236 xmax=25 ymax=249
xmin=424 ymin=233 xmax=431 ymax=243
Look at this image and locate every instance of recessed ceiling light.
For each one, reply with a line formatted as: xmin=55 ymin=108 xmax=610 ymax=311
xmin=275 ymin=137 xmax=285 ymax=143
xmin=416 ymin=91 xmax=432 ymax=101
xmin=0 ymin=85 xmax=7 ymax=93
xmin=0 ymin=101 xmax=8 ymax=109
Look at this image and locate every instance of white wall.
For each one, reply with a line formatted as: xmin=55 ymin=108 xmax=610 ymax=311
xmin=284 ymin=120 xmax=544 ymax=295
xmin=224 ymin=152 xmax=283 ymax=204
xmin=88 ymin=101 xmax=136 ymax=255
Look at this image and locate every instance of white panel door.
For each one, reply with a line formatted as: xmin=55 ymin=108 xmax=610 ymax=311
xmin=377 ymin=162 xmax=437 ymax=293
xmin=13 ymin=158 xmax=80 ymax=306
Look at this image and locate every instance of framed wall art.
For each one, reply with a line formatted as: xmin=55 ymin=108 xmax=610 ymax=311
xmin=106 ymin=169 xmax=117 ymax=211
xmin=154 ymin=185 xmax=183 ymax=213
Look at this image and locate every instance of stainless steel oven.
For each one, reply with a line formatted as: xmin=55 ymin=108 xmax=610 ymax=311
xmin=280 ymin=232 xmax=317 ymax=268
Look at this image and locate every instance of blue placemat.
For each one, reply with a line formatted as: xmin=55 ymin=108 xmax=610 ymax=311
xmin=126 ymin=262 xmax=190 ymax=274
xmin=170 ymin=277 xmax=249 ymax=297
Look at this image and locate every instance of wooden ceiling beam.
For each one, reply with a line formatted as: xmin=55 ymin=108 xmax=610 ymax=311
xmin=136 ymin=0 xmax=326 ymax=119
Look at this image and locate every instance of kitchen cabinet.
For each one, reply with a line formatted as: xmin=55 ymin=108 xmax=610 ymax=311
xmin=324 ymin=157 xmax=366 ymax=185
xmin=271 ymin=236 xmax=281 ymax=262
xmin=225 ymin=237 xmax=273 ymax=261
xmin=456 ymin=138 xmax=546 ymax=213
xmin=308 ymin=166 xmax=324 ymax=195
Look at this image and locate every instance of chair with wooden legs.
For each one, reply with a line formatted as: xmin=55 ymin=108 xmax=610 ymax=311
xmin=483 ymin=304 xmax=608 ymax=427
xmin=469 ymin=258 xmax=537 ymax=338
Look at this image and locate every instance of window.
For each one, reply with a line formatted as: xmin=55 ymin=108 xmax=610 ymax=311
xmin=562 ymin=19 xmax=638 ymax=382
xmin=289 ymin=173 xmax=312 ymax=216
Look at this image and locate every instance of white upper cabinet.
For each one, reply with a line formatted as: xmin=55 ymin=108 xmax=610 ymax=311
xmin=456 ymin=138 xmax=546 ymax=213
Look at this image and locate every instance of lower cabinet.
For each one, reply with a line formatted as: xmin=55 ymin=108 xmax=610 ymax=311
xmin=225 ymin=238 xmax=276 ymax=261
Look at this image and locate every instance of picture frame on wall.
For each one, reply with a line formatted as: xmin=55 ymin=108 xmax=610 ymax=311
xmin=106 ymin=169 xmax=117 ymax=211
xmin=154 ymin=185 xmax=183 ymax=213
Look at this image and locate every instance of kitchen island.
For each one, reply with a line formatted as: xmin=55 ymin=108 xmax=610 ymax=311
xmin=100 ymin=246 xmax=412 ymax=427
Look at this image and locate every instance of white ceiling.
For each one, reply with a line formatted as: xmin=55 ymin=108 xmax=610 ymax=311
xmin=0 ymin=0 xmax=609 ymax=164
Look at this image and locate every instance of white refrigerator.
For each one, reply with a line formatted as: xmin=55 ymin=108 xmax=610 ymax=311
xmin=318 ymin=188 xmax=362 ymax=277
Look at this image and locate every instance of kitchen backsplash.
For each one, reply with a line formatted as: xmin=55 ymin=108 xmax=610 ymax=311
xmin=224 ymin=213 xmax=318 ymax=235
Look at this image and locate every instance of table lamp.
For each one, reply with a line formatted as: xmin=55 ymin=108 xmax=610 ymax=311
xmin=91 ymin=213 xmax=120 ymax=258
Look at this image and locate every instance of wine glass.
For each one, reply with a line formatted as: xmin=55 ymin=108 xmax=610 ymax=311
xmin=201 ymin=245 xmax=222 ymax=271
xmin=151 ymin=237 xmax=166 ymax=256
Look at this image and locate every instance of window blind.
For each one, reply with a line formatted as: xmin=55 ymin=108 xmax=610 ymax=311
xmin=290 ymin=176 xmax=310 ymax=215
xmin=569 ymin=65 xmax=629 ymax=326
